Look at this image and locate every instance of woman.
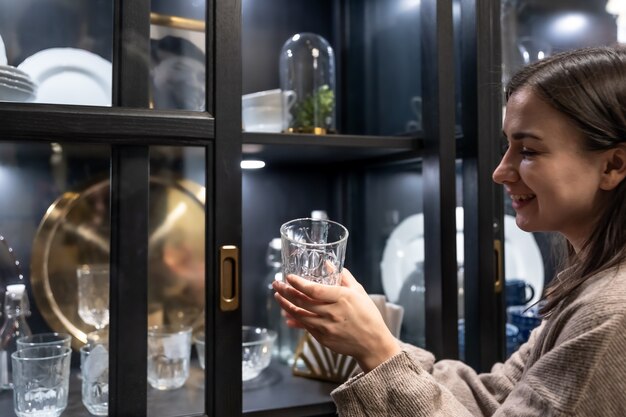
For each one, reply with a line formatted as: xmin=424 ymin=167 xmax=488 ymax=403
xmin=273 ymin=46 xmax=626 ymax=416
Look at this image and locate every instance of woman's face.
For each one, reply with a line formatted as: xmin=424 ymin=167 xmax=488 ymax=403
xmin=493 ymin=87 xmax=609 ymax=251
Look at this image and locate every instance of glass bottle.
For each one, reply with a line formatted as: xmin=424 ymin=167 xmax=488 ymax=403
xmin=263 ymin=239 xmax=282 ymax=351
xmin=264 ymin=238 xmax=302 ymax=364
xmin=0 ymin=284 xmax=32 ymax=390
xmin=279 ymin=33 xmax=336 ymax=134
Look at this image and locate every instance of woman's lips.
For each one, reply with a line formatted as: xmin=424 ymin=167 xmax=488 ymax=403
xmin=510 ymin=193 xmax=536 ymax=210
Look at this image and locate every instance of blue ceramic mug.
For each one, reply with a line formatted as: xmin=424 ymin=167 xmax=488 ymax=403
xmin=505 ymin=279 xmax=535 ymax=307
xmin=508 ymin=305 xmax=542 ymax=343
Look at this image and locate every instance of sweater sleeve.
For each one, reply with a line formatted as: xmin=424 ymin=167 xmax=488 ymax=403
xmin=331 ymin=324 xmax=542 ymax=417
xmin=333 ymin=290 xmax=626 ymax=417
xmin=492 ymin=300 xmax=626 ymax=416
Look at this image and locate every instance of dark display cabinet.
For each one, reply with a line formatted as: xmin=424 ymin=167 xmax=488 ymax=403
xmin=0 ymin=0 xmax=505 ymax=416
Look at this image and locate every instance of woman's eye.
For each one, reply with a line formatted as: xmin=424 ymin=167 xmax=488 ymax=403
xmin=520 ymin=148 xmax=537 ymax=157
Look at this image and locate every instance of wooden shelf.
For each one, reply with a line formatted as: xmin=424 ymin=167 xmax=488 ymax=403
xmin=242 ymin=132 xmax=423 ymax=166
xmin=0 ymin=360 xmax=336 ymax=417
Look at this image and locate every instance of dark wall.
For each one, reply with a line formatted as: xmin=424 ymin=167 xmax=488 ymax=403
xmin=241 ymin=0 xmax=424 ymax=136
xmin=242 ymin=0 xmax=336 ymax=95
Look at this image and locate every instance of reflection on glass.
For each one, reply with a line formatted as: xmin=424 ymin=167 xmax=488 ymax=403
xmin=501 ymin=1 xmax=617 ymax=84
xmin=0 ymin=0 xmax=113 ymax=105
xmin=517 ymin=37 xmax=552 ymax=65
xmin=150 ymin=2 xmax=206 ymax=112
xmin=76 ymin=264 xmax=110 ymax=345
xmin=148 ymin=146 xmax=206 ymax=417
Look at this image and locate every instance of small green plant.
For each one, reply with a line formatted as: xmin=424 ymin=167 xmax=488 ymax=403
xmin=291 ymin=85 xmax=334 ymax=132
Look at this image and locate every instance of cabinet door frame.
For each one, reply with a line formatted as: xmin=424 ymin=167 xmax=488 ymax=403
xmin=460 ymin=0 xmax=506 ymax=371
xmin=421 ymin=0 xmax=459 ymax=360
xmin=0 ymin=0 xmax=242 ymax=415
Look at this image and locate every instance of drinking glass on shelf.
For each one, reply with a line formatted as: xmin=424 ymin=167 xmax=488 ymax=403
xmin=16 ymin=332 xmax=72 ymax=350
xmin=147 ymin=324 xmax=192 ymax=390
xmin=80 ymin=343 xmax=109 ymax=415
xmin=77 ymin=264 xmax=110 ymax=342
xmin=11 ymin=346 xmax=72 ymax=417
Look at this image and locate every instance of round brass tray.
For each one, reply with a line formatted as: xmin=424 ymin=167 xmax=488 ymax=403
xmin=30 ymin=177 xmax=205 ymax=350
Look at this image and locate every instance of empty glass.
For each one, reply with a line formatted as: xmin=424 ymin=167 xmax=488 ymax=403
xmin=280 ymin=218 xmax=349 ymax=285
xmin=76 ymin=264 xmax=110 ymax=332
xmin=80 ymin=344 xmax=109 ymax=415
xmin=11 ymin=346 xmax=71 ymax=417
xmin=242 ymin=326 xmax=276 ymax=381
xmin=147 ymin=324 xmax=192 ymax=390
xmin=17 ymin=332 xmax=72 ymax=350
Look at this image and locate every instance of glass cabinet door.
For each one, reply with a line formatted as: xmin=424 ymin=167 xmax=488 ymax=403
xmin=0 ymin=0 xmax=210 ymax=112
xmin=0 ymin=0 xmax=241 ymax=416
xmin=241 ymin=0 xmax=463 ymax=414
xmin=0 ymin=0 xmax=114 ymax=106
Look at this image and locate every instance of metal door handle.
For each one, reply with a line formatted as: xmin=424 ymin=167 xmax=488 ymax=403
xmin=494 ymin=239 xmax=503 ymax=293
xmin=219 ymin=245 xmax=239 ymax=311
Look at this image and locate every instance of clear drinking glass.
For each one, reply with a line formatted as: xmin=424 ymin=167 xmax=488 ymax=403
xmin=242 ymin=326 xmax=276 ymax=381
xmin=17 ymin=332 xmax=72 ymax=350
xmin=147 ymin=324 xmax=192 ymax=390
xmin=280 ymin=218 xmax=349 ymax=285
xmin=11 ymin=346 xmax=72 ymax=417
xmin=80 ymin=344 xmax=109 ymax=415
xmin=76 ymin=264 xmax=110 ymax=332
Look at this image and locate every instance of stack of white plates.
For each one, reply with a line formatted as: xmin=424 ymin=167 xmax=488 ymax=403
xmin=0 ymin=65 xmax=36 ymax=103
xmin=0 ymin=34 xmax=7 ymax=66
xmin=17 ymin=48 xmax=112 ymax=106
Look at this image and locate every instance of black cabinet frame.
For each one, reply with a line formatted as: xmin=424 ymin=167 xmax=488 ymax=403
xmin=460 ymin=0 xmax=506 ymax=371
xmin=0 ymin=0 xmax=242 ymax=415
xmin=0 ymin=0 xmax=505 ymax=414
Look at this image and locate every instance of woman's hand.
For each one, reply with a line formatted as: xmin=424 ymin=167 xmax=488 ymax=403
xmin=272 ymin=268 xmax=401 ymax=372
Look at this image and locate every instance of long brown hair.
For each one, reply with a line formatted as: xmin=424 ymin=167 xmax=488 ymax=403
xmin=505 ymin=46 xmax=626 ymax=315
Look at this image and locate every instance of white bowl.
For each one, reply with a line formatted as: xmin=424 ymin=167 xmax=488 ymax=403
xmin=242 ymin=89 xmax=296 ymax=132
xmin=242 ymin=326 xmax=276 ymax=381
xmin=242 ymin=88 xmax=283 ymax=108
xmin=242 ymin=106 xmax=283 ymax=132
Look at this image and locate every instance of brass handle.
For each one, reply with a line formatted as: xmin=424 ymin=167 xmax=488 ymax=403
xmin=219 ymin=245 xmax=239 ymax=312
xmin=494 ymin=239 xmax=504 ymax=293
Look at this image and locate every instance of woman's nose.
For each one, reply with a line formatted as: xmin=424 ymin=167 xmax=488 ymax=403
xmin=492 ymin=154 xmax=518 ymax=184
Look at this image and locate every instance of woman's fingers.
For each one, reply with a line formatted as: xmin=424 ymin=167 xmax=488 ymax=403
xmin=284 ymin=274 xmax=341 ymax=303
xmin=272 ymin=279 xmax=329 ymax=313
xmin=274 ymin=291 xmax=319 ymax=319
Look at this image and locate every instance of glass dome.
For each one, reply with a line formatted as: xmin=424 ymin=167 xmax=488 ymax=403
xmin=279 ymin=33 xmax=336 ymax=134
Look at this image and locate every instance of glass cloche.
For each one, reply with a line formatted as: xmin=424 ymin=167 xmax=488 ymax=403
xmin=279 ymin=33 xmax=336 ymax=134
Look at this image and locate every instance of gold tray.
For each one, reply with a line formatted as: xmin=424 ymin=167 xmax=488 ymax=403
xmin=30 ymin=177 xmax=205 ymax=350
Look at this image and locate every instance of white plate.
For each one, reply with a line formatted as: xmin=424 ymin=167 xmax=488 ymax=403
xmin=0 ymin=75 xmax=35 ymax=93
xmin=0 ymin=35 xmax=6 ymax=66
xmin=380 ymin=207 xmax=544 ymax=305
xmin=0 ymin=66 xmax=35 ymax=85
xmin=18 ymin=48 xmax=112 ymax=106
xmin=0 ymin=81 xmax=35 ymax=102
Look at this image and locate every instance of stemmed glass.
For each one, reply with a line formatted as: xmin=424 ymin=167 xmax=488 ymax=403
xmin=76 ymin=264 xmax=110 ymax=344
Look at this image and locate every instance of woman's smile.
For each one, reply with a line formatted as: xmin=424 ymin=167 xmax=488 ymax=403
xmin=509 ymin=193 xmax=536 ymax=210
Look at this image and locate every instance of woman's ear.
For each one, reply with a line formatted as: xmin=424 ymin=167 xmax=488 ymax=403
xmin=600 ymin=144 xmax=626 ymax=190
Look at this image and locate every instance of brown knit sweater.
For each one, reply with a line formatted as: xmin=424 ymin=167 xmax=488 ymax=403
xmin=331 ymin=264 xmax=626 ymax=416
